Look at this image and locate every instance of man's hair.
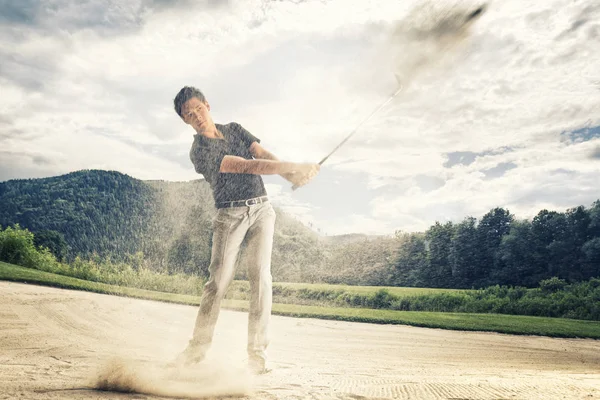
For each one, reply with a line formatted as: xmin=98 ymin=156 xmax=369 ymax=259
xmin=173 ymin=86 xmax=206 ymax=117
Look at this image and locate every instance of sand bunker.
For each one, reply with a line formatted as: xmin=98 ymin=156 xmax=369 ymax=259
xmin=1 ymin=282 xmax=599 ymax=400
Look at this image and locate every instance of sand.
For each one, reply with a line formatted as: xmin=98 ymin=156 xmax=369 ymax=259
xmin=1 ymin=281 xmax=599 ymax=400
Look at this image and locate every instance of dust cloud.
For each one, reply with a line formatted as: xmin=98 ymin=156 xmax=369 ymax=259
xmin=92 ymin=356 xmax=252 ymax=398
xmin=367 ymin=1 xmax=487 ymax=91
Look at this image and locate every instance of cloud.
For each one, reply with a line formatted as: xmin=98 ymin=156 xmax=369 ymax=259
xmin=444 ymin=151 xmax=479 ymax=167
xmin=413 ymin=174 xmax=445 ymax=192
xmin=1 ymin=0 xmax=600 ymax=235
xmin=0 ymin=119 xmax=195 ymax=182
xmin=0 ymin=0 xmax=145 ymax=34
xmin=482 ymin=162 xmax=517 ymax=180
xmin=444 ymin=147 xmax=514 ymax=168
xmin=0 ymin=0 xmax=39 ymax=25
xmin=262 ymin=181 xmax=320 ymax=229
xmin=561 ymin=125 xmax=600 ymax=144
xmin=0 ymin=30 xmax=64 ymax=90
xmin=555 ymin=3 xmax=600 ymax=40
xmin=0 ymin=149 xmax=55 ymax=166
xmin=0 ymin=150 xmax=57 ymax=182
xmin=368 ymin=138 xmax=600 ymax=232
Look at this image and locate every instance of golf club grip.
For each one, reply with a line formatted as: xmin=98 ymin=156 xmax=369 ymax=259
xmin=291 ymin=158 xmax=326 ymax=191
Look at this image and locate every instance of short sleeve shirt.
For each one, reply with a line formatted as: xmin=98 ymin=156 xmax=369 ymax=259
xmin=189 ymin=122 xmax=267 ymax=204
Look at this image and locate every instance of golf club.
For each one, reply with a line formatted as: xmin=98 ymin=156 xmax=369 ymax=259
xmin=290 ymin=4 xmax=487 ymax=191
xmin=291 ymin=84 xmax=404 ymax=191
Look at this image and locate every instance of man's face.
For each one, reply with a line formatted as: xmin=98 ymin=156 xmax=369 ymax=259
xmin=181 ymin=97 xmax=214 ymax=133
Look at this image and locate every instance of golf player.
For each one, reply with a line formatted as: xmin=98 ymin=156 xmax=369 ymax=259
xmin=172 ymin=86 xmax=319 ymax=374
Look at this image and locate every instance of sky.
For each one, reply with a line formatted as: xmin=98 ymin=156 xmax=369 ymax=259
xmin=0 ymin=0 xmax=599 ymax=236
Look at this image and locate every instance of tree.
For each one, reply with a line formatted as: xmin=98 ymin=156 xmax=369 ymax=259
xmin=33 ymin=229 xmax=69 ymax=262
xmin=560 ymin=206 xmax=592 ymax=280
xmin=423 ymin=221 xmax=455 ymax=288
xmin=449 ymin=217 xmax=480 ymax=288
xmin=581 ymin=238 xmax=600 ymax=279
xmin=496 ymin=220 xmax=536 ymax=286
xmin=166 ymin=233 xmax=196 ymax=275
xmin=476 ymin=207 xmax=513 ymax=285
xmin=392 ymin=232 xmax=428 ymax=287
xmin=528 ymin=207 xmax=592 ymax=282
xmin=528 ymin=209 xmax=565 ymax=281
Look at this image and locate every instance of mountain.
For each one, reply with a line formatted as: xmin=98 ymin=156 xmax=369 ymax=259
xmin=0 ymin=170 xmax=156 ymax=257
xmin=0 ymin=170 xmax=325 ymax=281
xmin=319 ymin=233 xmax=390 ymax=246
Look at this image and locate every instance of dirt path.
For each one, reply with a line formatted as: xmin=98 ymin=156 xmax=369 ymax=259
xmin=1 ymin=281 xmax=599 ymax=400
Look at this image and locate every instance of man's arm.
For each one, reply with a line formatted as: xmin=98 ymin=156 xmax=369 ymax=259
xmin=219 ymin=155 xmax=308 ymax=175
xmin=248 ymin=142 xmax=299 ymax=181
xmin=249 ymin=142 xmax=280 ymax=161
xmin=247 ymin=141 xmax=320 ymax=187
xmin=220 ymin=140 xmax=320 ymax=188
xmin=219 ymin=138 xmax=319 ymax=187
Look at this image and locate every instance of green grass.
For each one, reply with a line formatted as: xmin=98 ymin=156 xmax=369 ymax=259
xmin=0 ymin=261 xmax=200 ymax=305
xmin=2 ymin=261 xmax=600 ymax=339
xmin=273 ymin=281 xmax=463 ymax=296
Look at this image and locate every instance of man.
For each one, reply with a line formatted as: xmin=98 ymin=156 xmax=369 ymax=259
xmin=172 ymin=86 xmax=319 ymax=374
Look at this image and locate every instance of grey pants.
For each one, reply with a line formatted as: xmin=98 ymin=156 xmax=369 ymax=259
xmin=190 ymin=201 xmax=276 ymax=363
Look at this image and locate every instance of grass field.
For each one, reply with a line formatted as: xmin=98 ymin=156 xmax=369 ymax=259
xmin=1 ymin=261 xmax=600 ymax=339
xmin=273 ymin=281 xmax=462 ymax=296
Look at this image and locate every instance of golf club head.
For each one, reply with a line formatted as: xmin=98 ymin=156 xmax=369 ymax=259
xmin=465 ymin=4 xmax=487 ymax=24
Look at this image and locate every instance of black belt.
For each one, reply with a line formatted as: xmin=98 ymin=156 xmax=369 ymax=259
xmin=216 ymin=196 xmax=269 ymax=209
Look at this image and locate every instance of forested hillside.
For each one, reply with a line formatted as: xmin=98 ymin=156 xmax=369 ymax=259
xmin=0 ymin=170 xmax=156 ymax=257
xmin=309 ymin=205 xmax=600 ymax=288
xmin=0 ymin=170 xmax=324 ymax=281
xmin=392 ymin=205 xmax=600 ymax=288
xmin=1 ymin=170 xmax=599 ymax=288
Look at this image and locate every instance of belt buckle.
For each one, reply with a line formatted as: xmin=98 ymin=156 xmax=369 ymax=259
xmin=244 ymin=198 xmax=253 ymax=206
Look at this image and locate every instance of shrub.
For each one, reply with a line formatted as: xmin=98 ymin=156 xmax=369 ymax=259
xmin=369 ymin=289 xmax=394 ymax=309
xmin=539 ymin=277 xmax=567 ymax=293
xmin=0 ymin=225 xmax=39 ymax=268
xmin=0 ymin=225 xmax=204 ymax=296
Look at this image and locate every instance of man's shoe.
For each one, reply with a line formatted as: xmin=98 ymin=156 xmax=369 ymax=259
xmin=248 ymin=357 xmax=271 ymax=375
xmin=173 ymin=344 xmax=206 ymax=367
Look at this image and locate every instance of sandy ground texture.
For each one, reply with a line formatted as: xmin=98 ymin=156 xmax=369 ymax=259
xmin=1 ymin=281 xmax=599 ymax=400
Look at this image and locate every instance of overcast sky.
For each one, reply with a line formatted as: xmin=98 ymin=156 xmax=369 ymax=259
xmin=1 ymin=0 xmax=599 ymax=235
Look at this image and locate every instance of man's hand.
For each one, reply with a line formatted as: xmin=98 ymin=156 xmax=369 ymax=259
xmin=284 ymin=163 xmax=320 ymax=188
xmin=249 ymin=142 xmax=320 ymax=187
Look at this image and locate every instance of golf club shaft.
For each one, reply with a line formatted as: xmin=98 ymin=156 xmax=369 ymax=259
xmin=318 ymin=84 xmax=404 ymax=166
xmin=292 ymin=84 xmax=404 ymax=190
